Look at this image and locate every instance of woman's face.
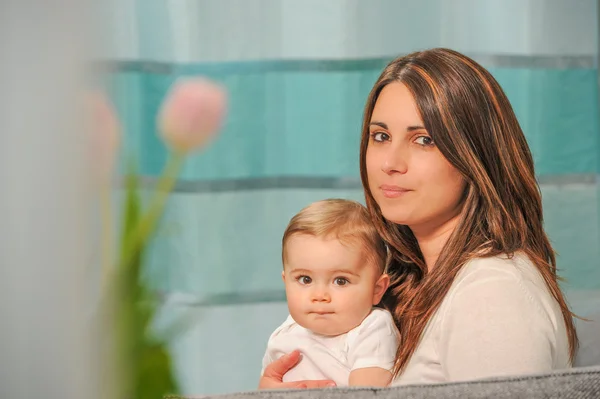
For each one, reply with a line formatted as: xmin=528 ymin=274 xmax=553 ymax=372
xmin=365 ymin=82 xmax=467 ymax=233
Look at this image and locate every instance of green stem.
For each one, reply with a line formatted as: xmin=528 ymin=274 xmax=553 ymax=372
xmin=119 ymin=152 xmax=185 ymax=269
xmin=100 ymin=185 xmax=113 ymax=287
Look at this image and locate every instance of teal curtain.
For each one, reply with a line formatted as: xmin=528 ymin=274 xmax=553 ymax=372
xmin=101 ymin=0 xmax=600 ymax=394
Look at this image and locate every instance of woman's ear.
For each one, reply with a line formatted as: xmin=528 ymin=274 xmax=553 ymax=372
xmin=372 ymin=273 xmax=390 ymax=305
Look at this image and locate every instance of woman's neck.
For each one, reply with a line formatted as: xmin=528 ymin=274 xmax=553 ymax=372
xmin=410 ymin=213 xmax=461 ymax=271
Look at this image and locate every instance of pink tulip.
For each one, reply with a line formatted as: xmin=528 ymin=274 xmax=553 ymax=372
xmin=87 ymin=91 xmax=120 ymax=182
xmin=158 ymin=77 xmax=227 ymax=153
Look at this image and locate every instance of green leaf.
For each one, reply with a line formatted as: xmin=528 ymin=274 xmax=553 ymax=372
xmin=116 ymin=159 xmax=179 ymax=399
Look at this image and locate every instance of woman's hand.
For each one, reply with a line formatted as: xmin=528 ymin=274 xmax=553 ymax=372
xmin=258 ymin=350 xmax=337 ymax=389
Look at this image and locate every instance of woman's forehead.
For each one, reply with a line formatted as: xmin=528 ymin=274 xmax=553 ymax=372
xmin=371 ymin=83 xmax=424 ymax=130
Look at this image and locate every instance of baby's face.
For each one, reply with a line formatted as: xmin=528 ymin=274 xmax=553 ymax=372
xmin=282 ymin=234 xmax=387 ymax=336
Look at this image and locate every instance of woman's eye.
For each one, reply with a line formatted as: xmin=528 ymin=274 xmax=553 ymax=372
xmin=333 ymin=277 xmax=349 ymax=286
xmin=414 ymin=136 xmax=434 ymax=146
xmin=370 ymin=132 xmax=390 ymax=142
xmin=298 ymin=276 xmax=312 ymax=285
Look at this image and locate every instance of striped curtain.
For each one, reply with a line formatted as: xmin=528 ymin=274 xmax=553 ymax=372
xmin=100 ymin=0 xmax=600 ymax=394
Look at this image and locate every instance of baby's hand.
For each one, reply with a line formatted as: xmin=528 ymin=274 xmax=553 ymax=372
xmin=259 ymin=350 xmax=337 ymax=389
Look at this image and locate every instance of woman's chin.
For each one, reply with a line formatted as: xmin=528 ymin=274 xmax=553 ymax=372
xmin=380 ymin=209 xmax=414 ymax=226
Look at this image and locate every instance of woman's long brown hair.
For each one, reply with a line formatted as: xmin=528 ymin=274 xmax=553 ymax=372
xmin=359 ymin=48 xmax=578 ymax=377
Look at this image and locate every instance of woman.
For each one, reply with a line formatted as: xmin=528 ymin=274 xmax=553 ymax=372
xmin=260 ymin=48 xmax=578 ymax=388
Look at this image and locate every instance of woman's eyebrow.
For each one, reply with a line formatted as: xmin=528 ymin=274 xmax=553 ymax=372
xmin=369 ymin=121 xmax=388 ymax=129
xmin=369 ymin=121 xmax=426 ymax=131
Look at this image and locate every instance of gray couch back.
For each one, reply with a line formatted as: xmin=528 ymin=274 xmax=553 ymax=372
xmin=169 ymin=366 xmax=600 ymax=399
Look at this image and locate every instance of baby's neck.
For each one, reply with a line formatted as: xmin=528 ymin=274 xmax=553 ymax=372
xmin=309 ymin=307 xmax=375 ymax=338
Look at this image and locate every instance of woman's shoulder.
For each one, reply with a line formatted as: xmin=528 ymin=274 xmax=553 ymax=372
xmin=453 ymin=251 xmax=544 ymax=289
xmin=427 ymin=254 xmax=571 ymax=381
xmin=444 ymin=251 xmax=562 ymax=323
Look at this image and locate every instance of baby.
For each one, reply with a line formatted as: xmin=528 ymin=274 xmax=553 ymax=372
xmin=261 ymin=199 xmax=400 ymax=387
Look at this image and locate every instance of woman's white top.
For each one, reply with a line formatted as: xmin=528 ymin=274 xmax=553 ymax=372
xmin=392 ymin=252 xmax=571 ymax=385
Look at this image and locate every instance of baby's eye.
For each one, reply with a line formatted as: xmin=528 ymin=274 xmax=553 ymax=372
xmin=297 ymin=276 xmax=312 ymax=285
xmin=370 ymin=132 xmax=390 ymax=142
xmin=333 ymin=277 xmax=349 ymax=286
xmin=414 ymin=136 xmax=434 ymax=146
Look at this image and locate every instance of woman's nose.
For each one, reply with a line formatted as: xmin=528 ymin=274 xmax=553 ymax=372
xmin=381 ymin=146 xmax=408 ymax=175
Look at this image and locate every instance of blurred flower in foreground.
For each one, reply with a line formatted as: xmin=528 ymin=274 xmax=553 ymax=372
xmin=101 ymin=76 xmax=228 ymax=399
xmin=87 ymin=91 xmax=120 ymax=183
xmin=158 ymin=78 xmax=227 ymax=154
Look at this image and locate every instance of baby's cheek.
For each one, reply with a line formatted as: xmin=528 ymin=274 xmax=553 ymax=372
xmin=344 ymin=288 xmax=372 ymax=312
xmin=285 ymin=290 xmax=303 ymax=310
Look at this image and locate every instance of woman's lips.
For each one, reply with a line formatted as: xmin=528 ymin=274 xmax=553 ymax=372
xmin=380 ymin=184 xmax=412 ymax=198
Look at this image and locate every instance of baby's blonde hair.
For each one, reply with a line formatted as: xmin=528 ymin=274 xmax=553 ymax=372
xmin=282 ymin=199 xmax=388 ymax=273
